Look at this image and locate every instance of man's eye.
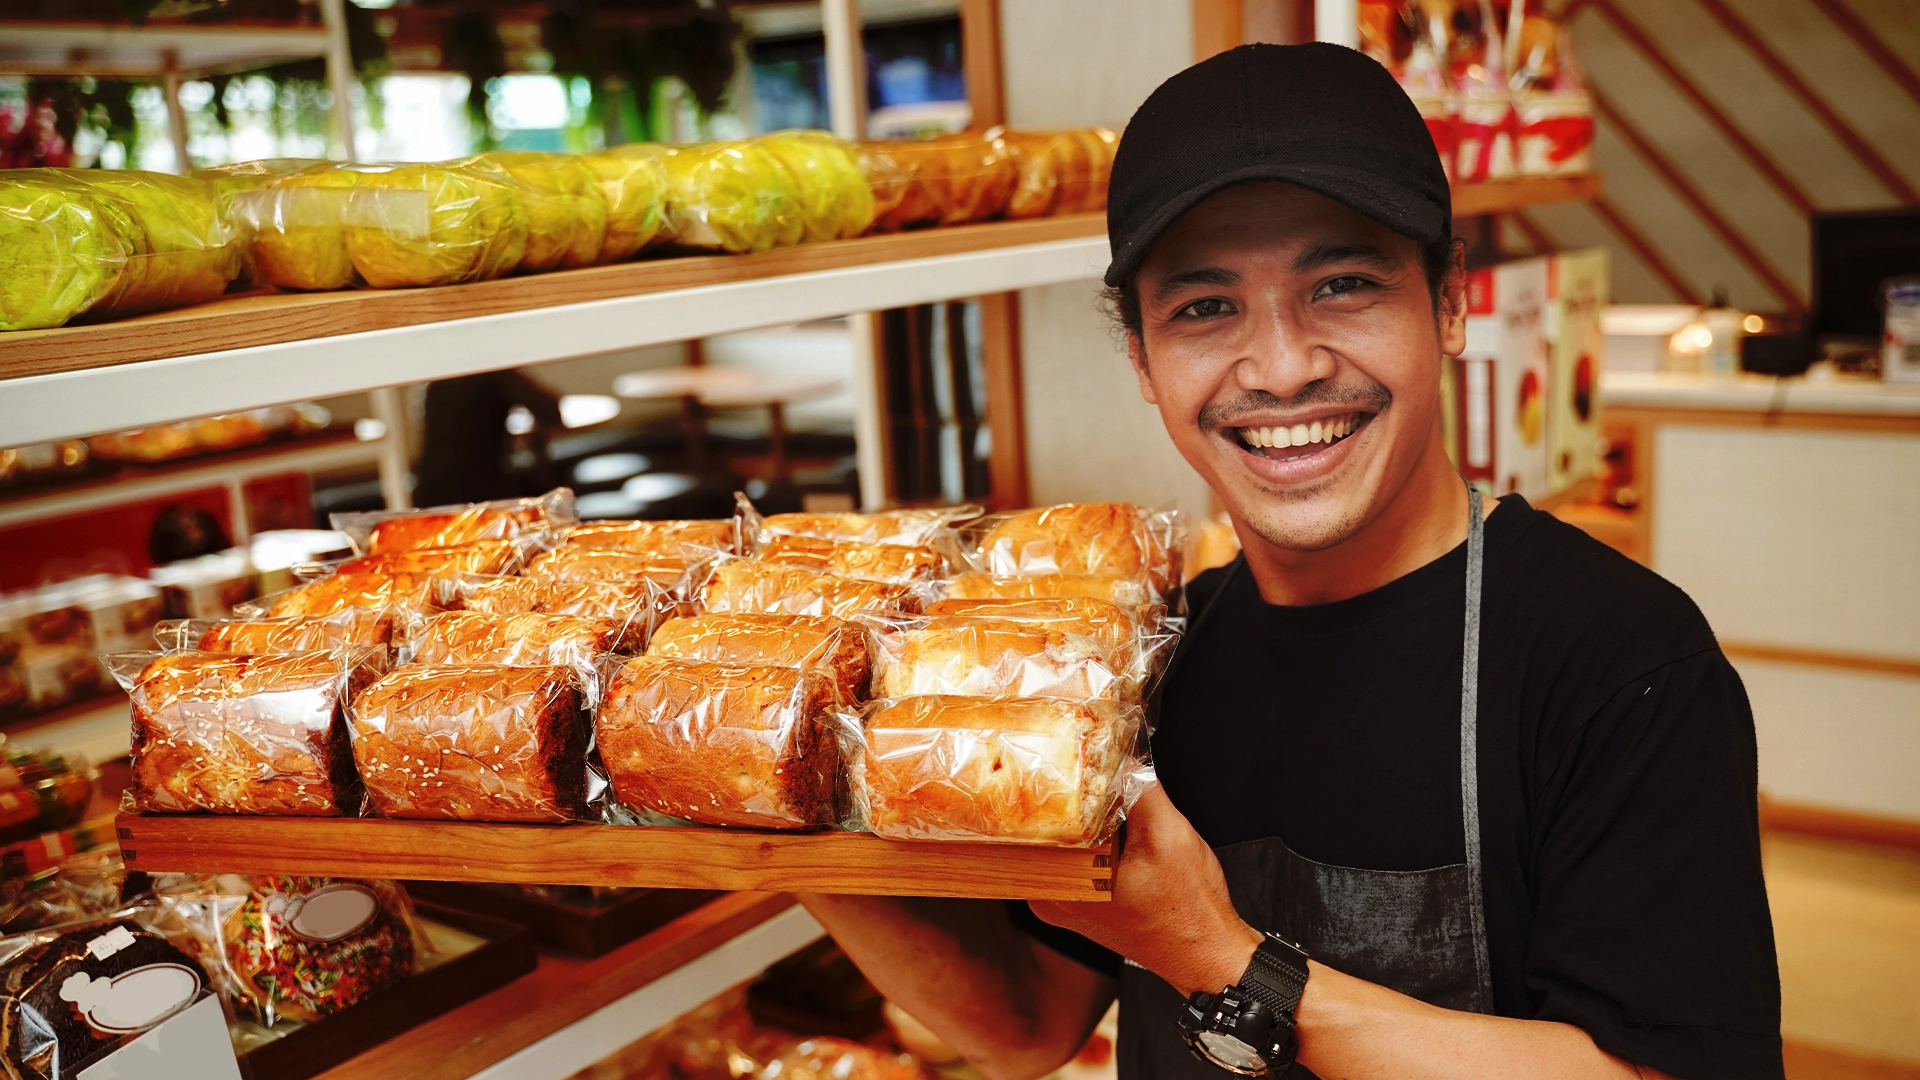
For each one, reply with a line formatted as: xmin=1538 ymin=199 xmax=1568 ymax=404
xmin=1318 ymin=275 xmax=1370 ymax=299
xmin=1179 ymin=298 xmax=1233 ymax=318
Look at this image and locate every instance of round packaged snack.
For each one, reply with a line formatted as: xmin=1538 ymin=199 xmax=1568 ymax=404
xmin=243 ymin=165 xmax=363 ymax=291
xmin=583 ymin=145 xmax=670 ymax=263
xmin=344 ymin=163 xmax=530 ymax=288
xmin=663 ymin=142 xmax=798 ymax=254
xmin=752 ymin=130 xmax=876 ymax=241
xmin=60 ymin=170 xmax=241 ymax=318
xmin=470 ymin=152 xmax=608 ymax=273
xmin=0 ymin=173 xmax=128 ymax=331
xmin=218 ymin=875 xmax=418 ymax=1025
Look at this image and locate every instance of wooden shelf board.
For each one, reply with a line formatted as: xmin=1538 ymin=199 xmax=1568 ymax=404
xmin=313 ymin=892 xmax=807 ymax=1080
xmin=0 ymin=214 xmax=1106 ymax=383
xmin=1450 ymin=174 xmax=1602 ymax=217
xmin=115 ymin=814 xmax=1116 ymax=901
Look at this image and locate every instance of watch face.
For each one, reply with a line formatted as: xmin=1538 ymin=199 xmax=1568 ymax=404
xmin=1195 ymin=1030 xmax=1269 ymax=1076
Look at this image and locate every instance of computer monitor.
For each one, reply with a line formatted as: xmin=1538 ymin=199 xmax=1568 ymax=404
xmin=1811 ymin=206 xmax=1920 ymax=343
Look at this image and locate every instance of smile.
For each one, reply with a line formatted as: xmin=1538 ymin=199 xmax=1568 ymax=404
xmin=1230 ymin=412 xmax=1371 ymax=461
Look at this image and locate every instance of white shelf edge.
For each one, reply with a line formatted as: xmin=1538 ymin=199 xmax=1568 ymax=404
xmin=0 ymin=22 xmax=329 ymax=77
xmin=0 ymin=438 xmax=382 ymax=528
xmin=468 ymin=905 xmax=826 ymax=1080
xmin=7 ymin=698 xmax=132 ymax=766
xmin=1600 ymin=371 xmax=1920 ymax=417
xmin=0 ymin=235 xmax=1111 ymax=446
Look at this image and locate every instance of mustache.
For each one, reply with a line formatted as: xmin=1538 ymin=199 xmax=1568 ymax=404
xmin=1197 ymin=381 xmax=1393 ymax=432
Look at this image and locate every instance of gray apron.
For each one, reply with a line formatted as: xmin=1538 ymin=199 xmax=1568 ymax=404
xmin=1119 ymin=488 xmax=1493 ymax=1080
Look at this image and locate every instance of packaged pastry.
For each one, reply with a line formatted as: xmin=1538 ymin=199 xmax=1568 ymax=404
xmin=111 ymin=650 xmax=366 ymax=816
xmin=158 ymin=612 xmax=392 ymax=656
xmin=527 ymin=546 xmax=700 ymax=588
xmin=340 ymin=161 xmax=530 ymax=287
xmin=854 ymin=696 xmax=1139 ymax=846
xmin=940 ymin=571 xmax=1150 ymax=610
xmin=750 ymin=130 xmax=877 ymax=242
xmin=0 ymin=171 xmax=130 ymax=331
xmin=450 ymin=574 xmax=667 ymax=627
xmin=220 ymin=160 xmax=360 ymax=291
xmin=333 ymin=488 xmax=574 ymax=556
xmin=758 ymin=535 xmax=945 ymax=584
xmin=402 ymin=610 xmax=639 ymax=668
xmin=647 ymin=612 xmax=870 ymax=704
xmin=333 ymin=539 xmax=529 ymax=578
xmin=743 ymin=497 xmax=979 ymax=548
xmin=969 ymin=502 xmax=1184 ymax=601
xmin=922 ymin=596 xmax=1150 ymax=653
xmin=702 ymin=560 xmax=916 ymax=619
xmin=0 ymin=910 xmax=217 ymax=1080
xmin=350 ymin=664 xmax=590 ymax=822
xmin=870 ymin=617 xmax=1135 ymax=703
xmin=254 ymin=573 xmax=426 ymax=620
xmin=997 ymin=130 xmax=1096 ymax=219
xmin=1077 ymin=127 xmax=1119 ymax=212
xmin=596 ymin=656 xmax=844 ymax=829
xmin=54 ymin=169 xmax=242 ymax=320
xmin=662 ymin=142 xmax=798 ymax=254
xmin=861 ymin=133 xmax=1018 ymax=230
xmin=582 ymin=145 xmax=670 ymax=263
xmin=156 ymin=874 xmax=419 ymax=1027
xmin=561 ymin=518 xmax=736 ymax=557
xmin=467 ymin=151 xmax=608 ymax=273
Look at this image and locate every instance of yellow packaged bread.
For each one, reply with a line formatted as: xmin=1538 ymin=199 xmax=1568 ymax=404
xmin=233 ymin=164 xmax=362 ymax=291
xmin=584 ymin=145 xmax=670 ymax=263
xmin=343 ymin=162 xmax=530 ymax=287
xmin=469 ymin=151 xmax=608 ymax=273
xmin=0 ymin=171 xmax=129 ymax=331
xmin=60 ymin=169 xmax=241 ymax=318
xmin=662 ymin=142 xmax=798 ymax=254
xmin=999 ymin=130 xmax=1096 ymax=219
xmin=752 ymin=130 xmax=876 ymax=241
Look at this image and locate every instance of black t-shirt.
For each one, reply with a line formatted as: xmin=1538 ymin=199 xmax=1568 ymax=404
xmin=1013 ymin=496 xmax=1783 ymax=1080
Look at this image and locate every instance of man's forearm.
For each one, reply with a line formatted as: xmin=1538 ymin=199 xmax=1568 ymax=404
xmin=797 ymin=894 xmax=1114 ymax=1080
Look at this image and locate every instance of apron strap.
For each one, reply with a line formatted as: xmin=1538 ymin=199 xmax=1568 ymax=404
xmin=1460 ymin=485 xmax=1494 ymax=1012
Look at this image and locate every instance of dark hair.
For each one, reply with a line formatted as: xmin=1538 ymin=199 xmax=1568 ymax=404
xmin=1105 ymin=225 xmax=1460 ymax=342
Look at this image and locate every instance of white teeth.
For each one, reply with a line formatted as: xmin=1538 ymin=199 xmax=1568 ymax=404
xmin=1290 ymin=423 xmax=1309 ymax=445
xmin=1272 ymin=426 xmax=1291 ymax=448
xmin=1309 ymin=421 xmax=1324 ymax=444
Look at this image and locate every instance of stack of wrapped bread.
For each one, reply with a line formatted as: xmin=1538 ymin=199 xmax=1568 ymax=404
xmin=112 ymin=488 xmax=1179 ymax=848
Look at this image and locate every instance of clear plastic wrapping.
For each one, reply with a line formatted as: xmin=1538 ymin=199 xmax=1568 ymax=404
xmin=338 ymin=161 xmax=530 ymax=287
xmin=997 ymin=130 xmax=1097 ymax=220
xmin=527 ymin=546 xmax=701 ymax=589
xmin=332 ymin=488 xmax=574 ymax=556
xmin=851 ymin=695 xmax=1142 ymax=846
xmin=757 ymin=535 xmax=946 ymax=584
xmin=55 ymin=169 xmax=241 ymax=320
xmin=445 ymin=574 xmax=670 ymax=642
xmin=349 ymin=663 xmax=590 ymax=822
xmin=940 ymin=571 xmax=1151 ymax=610
xmin=332 ymin=539 xmax=532 ymax=579
xmin=922 ymin=595 xmax=1154 ymax=653
xmin=647 ymin=612 xmax=871 ymax=704
xmin=249 ymin=572 xmax=429 ymax=620
xmin=466 ymin=151 xmax=607 ymax=273
xmin=401 ymin=610 xmax=641 ymax=670
xmin=560 ymin=517 xmax=736 ymax=557
xmin=224 ymin=161 xmax=362 ymax=291
xmin=154 ymin=874 xmax=421 ymax=1027
xmin=0 ymin=906 xmax=217 ymax=1080
xmin=662 ymin=142 xmax=798 ymax=254
xmin=868 ymin=615 xmax=1143 ymax=704
xmin=861 ymin=133 xmax=1018 ymax=231
xmin=110 ymin=649 xmax=367 ymax=816
xmin=595 ymin=655 xmax=845 ymax=829
xmin=750 ymin=130 xmax=877 ymax=242
xmin=742 ymin=496 xmax=980 ymax=549
xmin=967 ymin=502 xmax=1186 ymax=602
xmin=157 ymin=611 xmax=392 ymax=656
xmin=0 ymin=171 xmax=130 ymax=332
xmin=702 ymin=559 xmax=918 ymax=619
xmin=583 ymin=145 xmax=671 ymax=263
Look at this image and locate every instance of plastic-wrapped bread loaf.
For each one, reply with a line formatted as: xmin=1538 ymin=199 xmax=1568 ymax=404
xmin=263 ymin=572 xmax=426 ymax=619
xmin=453 ymin=575 xmax=668 ymax=634
xmin=753 ymin=504 xmax=978 ymax=548
xmin=647 ymin=612 xmax=870 ymax=703
xmin=702 ymin=560 xmax=916 ymax=619
xmin=872 ymin=617 xmax=1132 ymax=703
xmin=349 ymin=664 xmax=589 ymax=822
xmin=940 ymin=571 xmax=1150 ymax=609
xmin=334 ymin=489 xmax=572 ymax=555
xmin=120 ymin=651 xmax=364 ymax=816
xmin=188 ymin=613 xmax=392 ymax=655
xmin=862 ymin=133 xmax=1018 ymax=230
xmin=999 ymin=130 xmax=1096 ymax=219
xmin=758 ymin=535 xmax=944 ymax=584
xmin=857 ymin=695 xmax=1134 ymax=845
xmin=335 ymin=539 xmax=527 ymax=578
xmin=561 ymin=518 xmax=735 ymax=557
xmin=596 ymin=655 xmax=843 ymax=829
xmin=922 ymin=596 xmax=1147 ymax=653
xmin=405 ymin=610 xmax=639 ymax=666
xmin=973 ymin=503 xmax=1175 ymax=592
xmin=526 ymin=546 xmax=697 ymax=587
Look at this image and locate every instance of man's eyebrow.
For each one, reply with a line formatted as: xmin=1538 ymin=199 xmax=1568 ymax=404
xmin=1291 ymin=240 xmax=1402 ymax=275
xmin=1150 ymin=266 xmax=1241 ymax=304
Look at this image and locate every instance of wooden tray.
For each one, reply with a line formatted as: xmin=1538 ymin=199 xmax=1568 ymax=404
xmin=241 ymin=902 xmax=538 ymax=1080
xmin=401 ymin=881 xmax=723 ymax=957
xmin=117 ymin=814 xmax=1116 ymax=901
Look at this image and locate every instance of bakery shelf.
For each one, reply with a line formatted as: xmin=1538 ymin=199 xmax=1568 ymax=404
xmin=311 ymin=892 xmax=821 ymax=1080
xmin=0 ymin=214 xmax=1110 ymax=446
xmin=0 ymin=21 xmax=331 ymax=78
xmin=116 ymin=814 xmax=1116 ymax=901
xmin=1450 ymin=174 xmax=1603 ymax=216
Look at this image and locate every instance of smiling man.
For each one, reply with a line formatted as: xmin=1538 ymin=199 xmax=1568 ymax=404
xmin=801 ymin=43 xmax=1783 ymax=1080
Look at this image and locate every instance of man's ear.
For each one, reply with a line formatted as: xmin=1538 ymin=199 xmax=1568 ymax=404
xmin=1128 ymin=332 xmax=1159 ymax=405
xmin=1437 ymin=237 xmax=1469 ymax=357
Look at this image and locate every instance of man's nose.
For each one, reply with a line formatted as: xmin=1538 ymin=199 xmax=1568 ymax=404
xmin=1234 ymin=306 xmax=1335 ymax=398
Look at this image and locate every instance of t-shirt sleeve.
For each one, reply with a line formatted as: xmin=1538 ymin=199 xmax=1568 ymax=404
xmin=1005 ymin=901 xmax=1122 ymax=977
xmin=1526 ymin=648 xmax=1784 ymax=1080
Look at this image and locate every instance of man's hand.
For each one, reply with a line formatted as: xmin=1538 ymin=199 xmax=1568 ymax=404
xmin=1029 ymin=784 xmax=1261 ymax=997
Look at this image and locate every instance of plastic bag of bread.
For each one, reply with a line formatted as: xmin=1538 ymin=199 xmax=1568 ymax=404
xmin=55 ymin=169 xmax=242 ymax=320
xmin=154 ymin=611 xmax=393 ymax=656
xmin=108 ymin=649 xmax=370 ymax=816
xmin=940 ymin=571 xmax=1151 ymax=610
xmin=702 ymin=559 xmax=917 ymax=619
xmin=332 ymin=488 xmax=574 ymax=555
xmin=751 ymin=130 xmax=877 ymax=241
xmin=400 ymin=610 xmax=642 ymax=671
xmin=996 ymin=129 xmax=1096 ymax=220
xmin=154 ymin=873 xmax=420 ymax=1027
xmin=444 ymin=574 xmax=670 ymax=638
xmin=739 ymin=495 xmax=980 ymax=548
xmin=968 ymin=502 xmax=1186 ymax=602
xmin=224 ymin=161 xmax=363 ymax=291
xmin=757 ymin=535 xmax=946 ymax=584
xmin=662 ymin=142 xmax=799 ymax=254
xmin=861 ymin=133 xmax=1018 ymax=230
xmin=247 ymin=573 xmax=430 ymax=620
xmin=596 ymin=655 xmax=845 ymax=829
xmin=0 ymin=171 xmax=131 ymax=331
xmin=1077 ymin=127 xmax=1119 ymax=212
xmin=467 ymin=151 xmax=608 ymax=273
xmin=349 ymin=664 xmax=590 ymax=822
xmin=757 ymin=1038 xmax=939 ymax=1080
xmin=647 ymin=612 xmax=870 ymax=704
xmin=923 ymin=596 xmax=1155 ymax=653
xmin=869 ymin=615 xmax=1139 ymax=704
xmin=340 ymin=161 xmax=529 ymax=287
xmin=561 ymin=518 xmax=736 ymax=557
xmin=331 ymin=538 xmax=532 ymax=579
xmin=526 ymin=546 xmax=703 ymax=590
xmin=584 ymin=145 xmax=670 ymax=263
xmin=0 ymin=906 xmax=219 ymax=1080
xmin=852 ymin=695 xmax=1143 ymax=845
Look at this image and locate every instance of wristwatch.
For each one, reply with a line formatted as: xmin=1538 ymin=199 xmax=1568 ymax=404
xmin=1175 ymin=933 xmax=1310 ymax=1076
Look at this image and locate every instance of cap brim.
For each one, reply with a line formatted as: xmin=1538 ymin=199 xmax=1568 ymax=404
xmin=1103 ymin=162 xmax=1450 ymax=288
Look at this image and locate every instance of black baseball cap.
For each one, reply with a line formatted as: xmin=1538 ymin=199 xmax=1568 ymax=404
xmin=1104 ymin=42 xmax=1451 ymax=288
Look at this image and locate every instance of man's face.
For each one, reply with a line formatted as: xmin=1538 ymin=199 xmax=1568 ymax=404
xmin=1130 ymin=181 xmax=1465 ymax=553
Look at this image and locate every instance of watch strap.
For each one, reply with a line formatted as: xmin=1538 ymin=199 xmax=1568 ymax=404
xmin=1238 ymin=934 xmax=1309 ymax=1031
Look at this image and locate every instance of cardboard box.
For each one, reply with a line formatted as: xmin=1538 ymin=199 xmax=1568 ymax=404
xmin=1547 ymin=248 xmax=1609 ymax=492
xmin=1454 ymin=257 xmax=1551 ymax=501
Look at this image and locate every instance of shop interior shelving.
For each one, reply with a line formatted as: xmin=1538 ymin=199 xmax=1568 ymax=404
xmin=0 ymin=21 xmax=332 ymax=78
